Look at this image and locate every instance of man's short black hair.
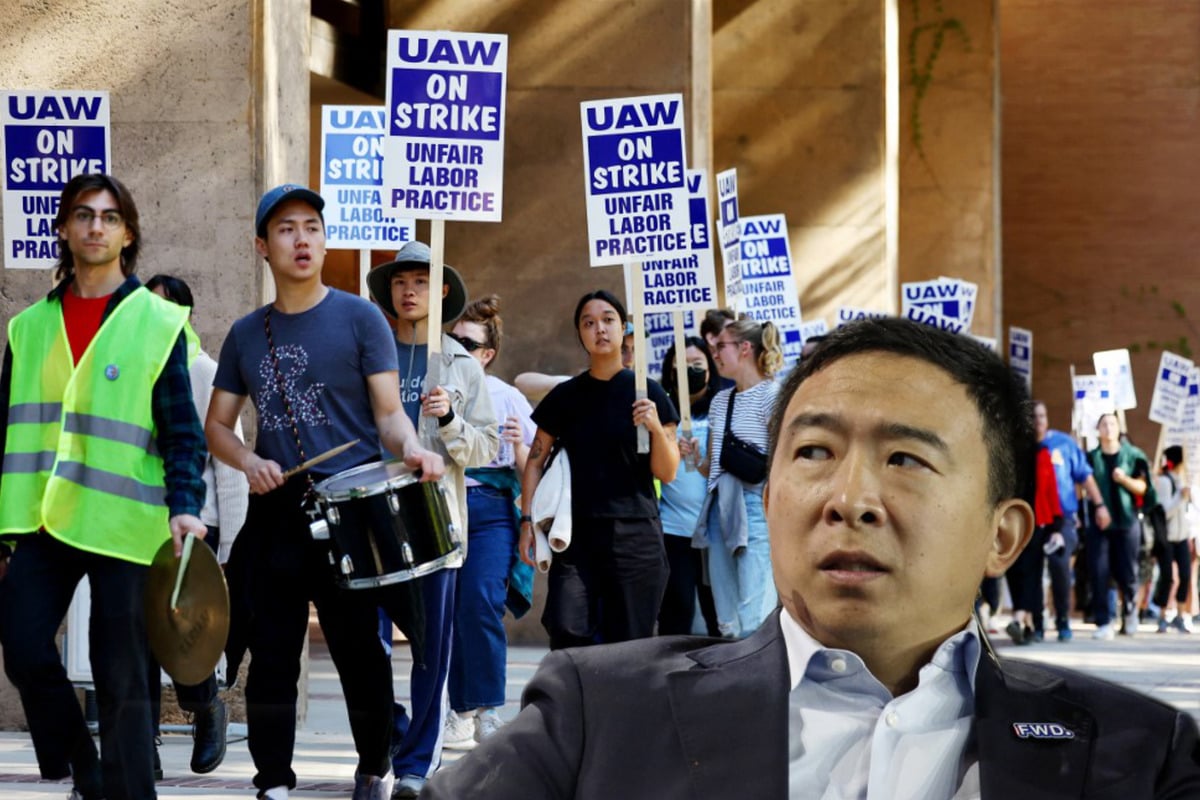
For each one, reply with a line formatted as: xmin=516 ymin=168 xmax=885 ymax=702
xmin=767 ymin=317 xmax=1036 ymax=506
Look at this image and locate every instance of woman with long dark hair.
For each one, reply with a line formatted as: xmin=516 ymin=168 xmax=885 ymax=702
xmin=518 ymin=290 xmax=680 ymax=648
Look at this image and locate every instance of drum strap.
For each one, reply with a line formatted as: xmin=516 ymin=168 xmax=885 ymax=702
xmin=264 ymin=307 xmax=317 ymax=507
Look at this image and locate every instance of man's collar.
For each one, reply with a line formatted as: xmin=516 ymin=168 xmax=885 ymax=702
xmin=779 ymin=608 xmax=981 ymax=695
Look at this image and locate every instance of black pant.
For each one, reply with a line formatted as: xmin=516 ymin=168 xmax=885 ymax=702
xmin=225 ymin=479 xmax=422 ymax=791
xmin=1153 ymin=539 xmax=1193 ymax=608
xmin=0 ymin=532 xmax=154 ymax=800
xmin=1006 ymin=527 xmax=1048 ymax=629
xmin=1087 ymin=522 xmax=1141 ymax=627
xmin=658 ymin=534 xmax=706 ymax=636
xmin=544 ymin=516 xmax=668 ymax=650
xmin=1046 ymin=517 xmax=1080 ymax=630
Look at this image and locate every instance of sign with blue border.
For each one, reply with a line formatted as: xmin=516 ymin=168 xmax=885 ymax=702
xmin=581 ymin=93 xmax=689 ymax=266
xmin=320 ymin=105 xmax=415 ymax=249
xmin=382 ymin=31 xmax=507 ymax=222
xmin=2 ymin=90 xmax=110 ymax=269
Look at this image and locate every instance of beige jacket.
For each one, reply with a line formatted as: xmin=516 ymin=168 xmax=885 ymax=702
xmin=419 ymin=334 xmax=498 ymax=553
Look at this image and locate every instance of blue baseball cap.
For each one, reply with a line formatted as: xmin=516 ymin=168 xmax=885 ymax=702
xmin=255 ymin=184 xmax=324 ymax=237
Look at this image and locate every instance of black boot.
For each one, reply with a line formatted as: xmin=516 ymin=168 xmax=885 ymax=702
xmin=190 ymin=697 xmax=228 ymax=774
xmin=153 ymin=735 xmax=164 ymax=780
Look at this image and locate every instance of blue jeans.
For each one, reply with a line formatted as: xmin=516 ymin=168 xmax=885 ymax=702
xmin=0 ymin=532 xmax=154 ymax=800
xmin=706 ymin=486 xmax=776 ymax=638
xmin=448 ymin=485 xmax=517 ymax=711
xmin=380 ymin=567 xmax=456 ymax=780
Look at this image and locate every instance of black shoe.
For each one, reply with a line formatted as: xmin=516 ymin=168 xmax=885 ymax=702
xmin=153 ymin=736 xmax=163 ymax=781
xmin=190 ymin=697 xmax=228 ymax=774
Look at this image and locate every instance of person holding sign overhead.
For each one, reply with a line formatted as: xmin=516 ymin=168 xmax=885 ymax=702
xmin=519 ymin=290 xmax=680 ymax=649
xmin=690 ymin=319 xmax=785 ymax=638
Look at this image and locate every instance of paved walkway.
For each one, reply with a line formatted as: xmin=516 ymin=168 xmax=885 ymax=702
xmin=1 ymin=620 xmax=1197 ymax=798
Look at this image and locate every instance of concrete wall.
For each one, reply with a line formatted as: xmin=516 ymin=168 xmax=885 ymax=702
xmin=898 ymin=0 xmax=1000 ymax=337
xmin=0 ymin=0 xmax=310 ymax=730
xmin=1001 ymin=1 xmax=1200 ymax=448
xmin=714 ymin=0 xmax=888 ymax=326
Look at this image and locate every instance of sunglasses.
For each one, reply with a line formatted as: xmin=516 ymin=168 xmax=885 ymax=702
xmin=449 ymin=333 xmax=487 ymax=352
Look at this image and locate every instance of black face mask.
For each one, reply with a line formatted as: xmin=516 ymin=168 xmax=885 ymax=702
xmin=687 ymin=366 xmax=708 ymax=393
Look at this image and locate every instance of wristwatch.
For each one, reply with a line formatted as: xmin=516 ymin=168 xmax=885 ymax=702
xmin=519 ymin=514 xmax=533 ymax=526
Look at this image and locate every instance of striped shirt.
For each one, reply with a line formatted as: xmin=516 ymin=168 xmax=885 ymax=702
xmin=707 ymin=379 xmax=778 ymax=489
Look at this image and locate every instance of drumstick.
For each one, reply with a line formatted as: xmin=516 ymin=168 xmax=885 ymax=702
xmin=170 ymin=532 xmax=195 ymax=612
xmin=282 ymin=439 xmax=360 ymax=479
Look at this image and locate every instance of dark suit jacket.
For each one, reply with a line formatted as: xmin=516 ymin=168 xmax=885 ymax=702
xmin=423 ymin=611 xmax=1200 ymax=799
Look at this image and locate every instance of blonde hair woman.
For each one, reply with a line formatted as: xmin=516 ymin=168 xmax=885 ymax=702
xmin=688 ymin=319 xmax=784 ymax=638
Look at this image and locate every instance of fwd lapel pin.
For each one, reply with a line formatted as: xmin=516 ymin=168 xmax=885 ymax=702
xmin=1012 ymin=722 xmax=1075 ymax=740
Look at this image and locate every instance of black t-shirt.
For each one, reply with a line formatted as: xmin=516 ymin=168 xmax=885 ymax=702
xmin=532 ymin=369 xmax=680 ymax=519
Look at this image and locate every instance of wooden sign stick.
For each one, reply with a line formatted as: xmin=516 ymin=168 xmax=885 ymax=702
xmin=672 ymin=309 xmax=692 ymax=438
xmin=423 ymin=220 xmax=446 ymax=443
xmin=628 ymin=262 xmax=650 ymax=454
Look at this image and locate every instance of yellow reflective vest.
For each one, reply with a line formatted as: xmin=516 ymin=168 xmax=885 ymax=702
xmin=0 ymin=287 xmax=188 ymax=564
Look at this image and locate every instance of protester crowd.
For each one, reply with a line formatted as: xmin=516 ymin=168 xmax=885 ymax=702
xmin=1 ymin=175 xmax=1197 ymax=800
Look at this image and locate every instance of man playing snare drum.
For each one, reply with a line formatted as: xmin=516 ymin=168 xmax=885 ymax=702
xmin=365 ymin=242 xmax=498 ymax=798
xmin=205 ymin=184 xmax=444 ymax=800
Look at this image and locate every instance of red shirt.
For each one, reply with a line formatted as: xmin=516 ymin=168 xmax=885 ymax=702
xmin=61 ymin=290 xmax=112 ymax=365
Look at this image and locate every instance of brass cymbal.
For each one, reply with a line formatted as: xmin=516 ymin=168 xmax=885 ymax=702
xmin=144 ymin=535 xmax=230 ymax=686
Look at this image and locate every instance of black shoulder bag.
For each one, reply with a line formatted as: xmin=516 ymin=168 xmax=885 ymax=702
xmin=719 ymin=390 xmax=768 ymax=484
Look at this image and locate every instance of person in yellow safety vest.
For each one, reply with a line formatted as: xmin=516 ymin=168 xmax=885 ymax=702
xmin=0 ymin=173 xmax=208 ymax=800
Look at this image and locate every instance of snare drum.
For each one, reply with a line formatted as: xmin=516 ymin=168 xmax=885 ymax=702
xmin=312 ymin=460 xmax=463 ymax=590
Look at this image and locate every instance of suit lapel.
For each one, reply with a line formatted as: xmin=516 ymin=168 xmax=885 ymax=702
xmin=666 ymin=615 xmax=789 ymax=800
xmin=975 ymin=650 xmax=1096 ymax=800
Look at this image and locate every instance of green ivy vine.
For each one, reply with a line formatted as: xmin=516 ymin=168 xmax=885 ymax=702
xmin=908 ymin=0 xmax=971 ymax=157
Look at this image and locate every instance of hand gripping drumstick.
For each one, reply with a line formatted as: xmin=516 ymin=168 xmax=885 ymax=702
xmin=281 ymin=439 xmax=360 ymax=479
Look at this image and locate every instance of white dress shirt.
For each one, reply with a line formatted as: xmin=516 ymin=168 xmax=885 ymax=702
xmin=781 ymin=610 xmax=982 ymax=799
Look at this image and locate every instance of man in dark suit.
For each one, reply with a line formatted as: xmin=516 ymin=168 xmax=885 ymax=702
xmin=424 ymin=317 xmax=1200 ymax=799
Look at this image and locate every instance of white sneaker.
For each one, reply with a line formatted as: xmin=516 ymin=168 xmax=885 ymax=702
xmin=443 ymin=709 xmax=478 ymax=750
xmin=475 ymin=708 xmax=504 ymax=742
xmin=257 ymin=787 xmax=288 ymax=800
xmin=1092 ymin=623 xmax=1115 ymax=640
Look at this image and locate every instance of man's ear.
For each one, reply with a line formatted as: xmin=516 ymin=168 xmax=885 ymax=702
xmin=985 ymin=499 xmax=1034 ymax=577
xmin=254 ymin=237 xmax=269 ymax=260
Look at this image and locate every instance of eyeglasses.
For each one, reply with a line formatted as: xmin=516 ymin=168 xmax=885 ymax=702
xmin=713 ymin=339 xmax=741 ymax=351
xmin=71 ymin=208 xmax=124 ymax=230
xmin=449 ymin=333 xmax=487 ymax=352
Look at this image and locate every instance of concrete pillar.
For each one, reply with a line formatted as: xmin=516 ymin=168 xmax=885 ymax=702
xmin=896 ymin=0 xmax=1000 ymax=337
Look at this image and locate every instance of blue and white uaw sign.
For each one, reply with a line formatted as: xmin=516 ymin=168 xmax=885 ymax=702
xmin=383 ymin=30 xmax=507 ymax=222
xmin=636 ymin=170 xmax=718 ymax=312
xmin=901 ymin=277 xmax=977 ymax=334
xmin=1008 ymin=326 xmax=1033 ymax=390
xmin=2 ymin=90 xmax=110 ymax=269
xmin=321 ymin=105 xmax=415 ymax=249
xmin=1093 ymin=348 xmax=1137 ymax=410
xmin=799 ymin=318 xmax=828 ymax=345
xmin=715 ymin=167 xmax=741 ymax=309
xmin=1149 ymin=351 xmax=1194 ymax=427
xmin=643 ymin=311 xmax=696 ymax=381
xmin=1073 ymin=375 xmax=1114 ymax=445
xmin=739 ymin=214 xmax=803 ymax=361
xmin=581 ymin=93 xmax=689 ymax=266
xmin=836 ymin=307 xmax=889 ymax=328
